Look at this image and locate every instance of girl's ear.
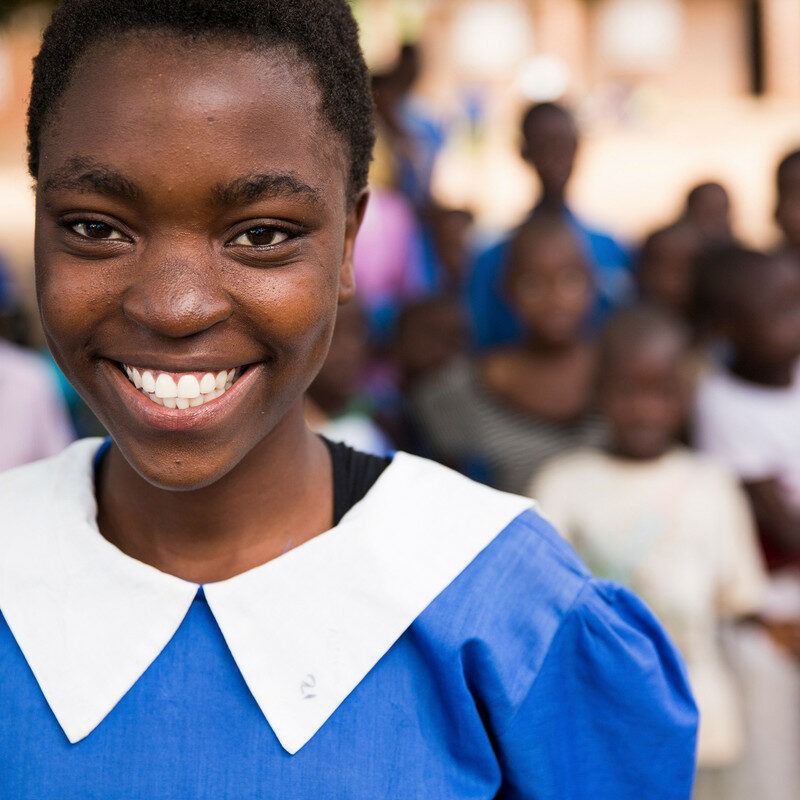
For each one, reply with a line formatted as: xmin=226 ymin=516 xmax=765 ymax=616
xmin=339 ymin=189 xmax=369 ymax=305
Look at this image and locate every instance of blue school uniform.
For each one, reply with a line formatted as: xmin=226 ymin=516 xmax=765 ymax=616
xmin=0 ymin=439 xmax=697 ymax=798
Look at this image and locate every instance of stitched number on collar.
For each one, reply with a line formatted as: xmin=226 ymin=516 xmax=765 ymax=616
xmin=301 ymin=674 xmax=317 ymax=699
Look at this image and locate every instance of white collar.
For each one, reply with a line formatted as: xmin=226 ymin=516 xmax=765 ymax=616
xmin=0 ymin=438 xmax=532 ymax=754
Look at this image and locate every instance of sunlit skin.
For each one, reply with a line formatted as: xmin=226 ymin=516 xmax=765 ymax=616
xmin=34 ymin=34 xmax=367 ymax=583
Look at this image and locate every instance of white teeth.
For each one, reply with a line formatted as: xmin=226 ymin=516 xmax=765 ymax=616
xmin=177 ymin=375 xmax=200 ymax=399
xmin=122 ymin=363 xmax=243 ymax=410
xmin=154 ymin=374 xmax=178 ymax=399
xmin=199 ymin=373 xmax=216 ymax=394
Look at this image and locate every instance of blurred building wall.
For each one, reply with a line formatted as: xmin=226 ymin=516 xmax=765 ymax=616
xmin=375 ymin=0 xmax=800 ymax=246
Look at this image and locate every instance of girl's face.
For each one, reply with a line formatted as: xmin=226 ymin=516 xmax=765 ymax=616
xmin=34 ymin=34 xmax=363 ymax=491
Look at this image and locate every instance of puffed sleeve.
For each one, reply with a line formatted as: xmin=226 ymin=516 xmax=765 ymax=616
xmin=495 ymin=579 xmax=698 ymax=800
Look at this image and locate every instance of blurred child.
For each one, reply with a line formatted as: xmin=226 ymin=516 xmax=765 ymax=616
xmin=0 ymin=337 xmax=74 ymax=471
xmin=351 ymin=185 xmax=427 ymax=342
xmin=393 ymin=298 xmax=467 ymax=393
xmin=693 ymin=245 xmax=800 ymax=800
xmin=694 ymin=247 xmax=800 ymax=571
xmin=378 ymin=296 xmax=468 ymax=455
xmin=421 ymin=205 xmax=474 ymax=294
xmin=531 ymin=305 xmax=767 ymax=800
xmin=774 ymin=148 xmax=800 ymax=258
xmin=306 ymin=302 xmax=392 ymax=456
xmin=636 ymin=220 xmax=701 ymax=320
xmin=468 ymin=102 xmax=631 ymax=349
xmin=683 ymin=181 xmax=735 ymax=246
xmin=412 ymin=214 xmax=604 ymax=492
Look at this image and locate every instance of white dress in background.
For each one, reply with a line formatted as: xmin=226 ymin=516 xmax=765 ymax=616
xmin=531 ymin=447 xmax=768 ymax=800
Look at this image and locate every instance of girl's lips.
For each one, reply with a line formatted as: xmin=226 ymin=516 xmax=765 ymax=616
xmin=102 ymin=358 xmax=261 ymax=432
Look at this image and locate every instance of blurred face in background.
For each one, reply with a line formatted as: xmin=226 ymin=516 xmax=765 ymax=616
xmin=600 ymin=333 xmax=689 ymax=461
xmin=726 ymin=255 xmax=800 ymax=371
xmin=636 ymin=224 xmax=700 ymax=318
xmin=394 ymin=298 xmax=466 ymax=388
xmin=506 ymin=223 xmax=594 ymax=348
xmin=308 ymin=301 xmax=369 ymax=415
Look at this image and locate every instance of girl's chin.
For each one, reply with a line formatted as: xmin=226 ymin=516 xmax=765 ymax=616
xmin=101 ymin=431 xmax=263 ymax=494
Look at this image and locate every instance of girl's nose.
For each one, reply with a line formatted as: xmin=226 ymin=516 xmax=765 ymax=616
xmin=122 ymin=245 xmax=234 ymax=338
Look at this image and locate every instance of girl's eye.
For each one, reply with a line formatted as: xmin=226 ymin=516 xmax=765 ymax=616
xmin=69 ymin=221 xmax=126 ymax=240
xmin=230 ymin=226 xmax=290 ymax=247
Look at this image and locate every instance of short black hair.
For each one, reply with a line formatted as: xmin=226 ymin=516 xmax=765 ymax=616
xmin=685 ymin=181 xmax=728 ymax=213
xmin=520 ymin=102 xmax=576 ymax=138
xmin=27 ymin=0 xmax=375 ymax=204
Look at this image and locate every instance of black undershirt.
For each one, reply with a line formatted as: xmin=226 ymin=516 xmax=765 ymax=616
xmin=320 ymin=437 xmax=392 ymax=525
xmin=92 ymin=436 xmax=391 ymax=528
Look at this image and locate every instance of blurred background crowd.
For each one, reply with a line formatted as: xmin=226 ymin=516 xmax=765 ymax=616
xmin=2 ymin=1 xmax=800 ymax=798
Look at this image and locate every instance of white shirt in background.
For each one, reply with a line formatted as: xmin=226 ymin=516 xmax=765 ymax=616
xmin=0 ymin=341 xmax=74 ymax=472
xmin=530 ymin=447 xmax=766 ymax=768
xmin=694 ymin=363 xmax=800 ymax=509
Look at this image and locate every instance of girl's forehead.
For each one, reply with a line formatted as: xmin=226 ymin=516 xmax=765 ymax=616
xmin=39 ymin=33 xmax=346 ymax=191
xmin=59 ymin=33 xmax=318 ymax=124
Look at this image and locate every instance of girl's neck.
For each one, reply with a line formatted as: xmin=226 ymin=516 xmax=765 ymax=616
xmin=96 ymin=413 xmax=333 ymax=584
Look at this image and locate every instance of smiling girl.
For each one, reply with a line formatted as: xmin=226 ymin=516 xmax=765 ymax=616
xmin=0 ymin=2 xmax=696 ymax=797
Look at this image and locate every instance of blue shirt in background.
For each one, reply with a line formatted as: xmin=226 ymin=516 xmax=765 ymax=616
xmin=468 ymin=209 xmax=633 ymax=350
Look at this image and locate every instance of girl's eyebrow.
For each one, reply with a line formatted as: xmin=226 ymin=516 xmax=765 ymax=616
xmin=39 ymin=159 xmax=324 ymax=211
xmin=210 ymin=172 xmax=323 ymax=209
xmin=40 ymin=158 xmax=141 ymax=202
